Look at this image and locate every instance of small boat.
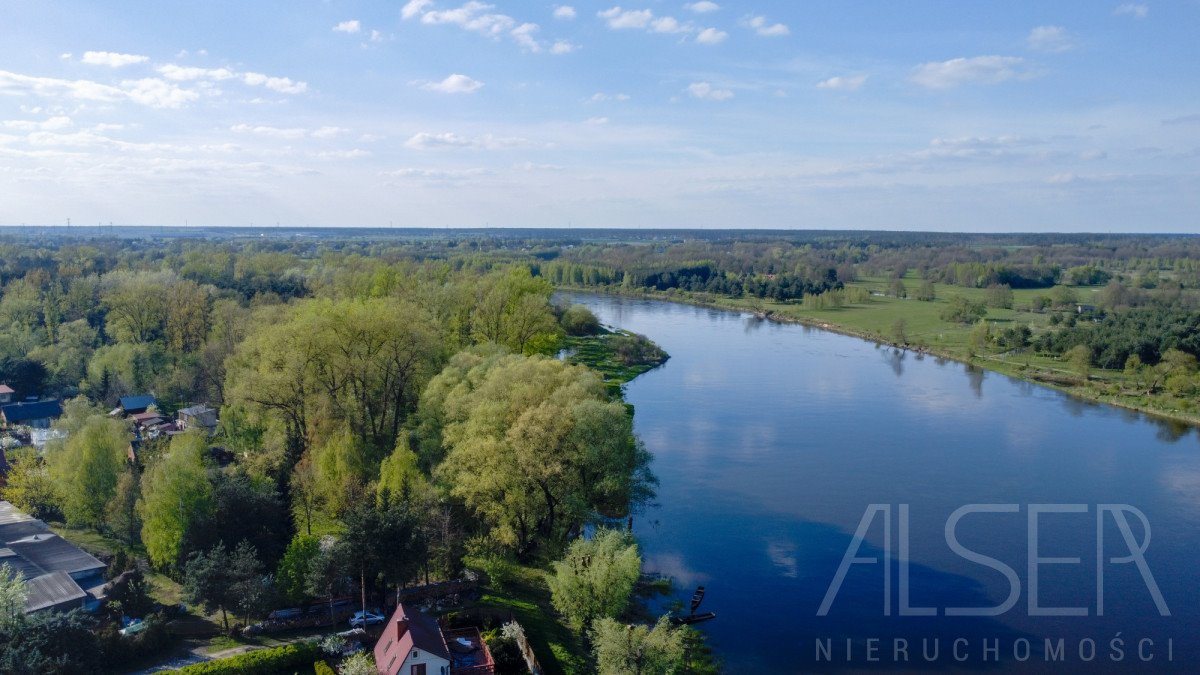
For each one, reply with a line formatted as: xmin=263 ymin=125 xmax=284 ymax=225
xmin=690 ymin=586 xmax=706 ymax=613
xmin=671 ymin=611 xmax=716 ymax=626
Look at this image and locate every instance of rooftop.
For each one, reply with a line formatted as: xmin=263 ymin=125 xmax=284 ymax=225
xmin=1 ymin=399 xmax=63 ymax=423
xmin=23 ymin=570 xmax=87 ymax=612
xmin=119 ymin=394 xmax=157 ymax=412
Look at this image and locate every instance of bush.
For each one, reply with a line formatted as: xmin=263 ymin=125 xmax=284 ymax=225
xmin=173 ymin=641 xmax=321 ymax=675
xmin=560 ymin=304 xmax=601 ymax=336
xmin=314 ymin=660 xmax=337 ymax=675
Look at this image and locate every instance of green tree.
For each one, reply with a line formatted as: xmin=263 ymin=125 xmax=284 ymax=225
xmin=47 ymin=415 xmax=128 ymax=527
xmin=591 ymin=616 xmax=687 ymax=675
xmin=561 ymin=304 xmax=602 ymax=336
xmin=1065 ymin=344 xmax=1091 ymax=381
xmin=915 ymin=280 xmax=936 ymax=302
xmin=984 ymin=283 xmax=1014 ymax=309
xmin=138 ymin=432 xmax=215 ymax=568
xmin=183 ymin=541 xmax=262 ymax=631
xmin=0 ymin=563 xmax=27 ymax=628
xmin=430 ymin=351 xmax=654 ymax=551
xmin=276 ymin=534 xmax=321 ymax=605
xmin=338 ymin=652 xmax=376 ymax=675
xmin=105 ymin=465 xmax=142 ymax=545
xmin=548 ymin=529 xmax=641 ymax=633
xmin=0 ymin=456 xmax=62 ymax=521
xmin=890 ymin=318 xmax=908 ymax=346
xmin=889 ymin=279 xmax=907 ymax=299
xmin=1124 ymin=354 xmax=1146 ymax=389
xmin=941 ymin=296 xmax=987 ymax=324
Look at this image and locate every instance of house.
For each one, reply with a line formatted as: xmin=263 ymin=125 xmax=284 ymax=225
xmin=0 ymin=384 xmax=14 ymax=404
xmin=0 ymin=400 xmax=64 ymax=429
xmin=374 ymin=604 xmax=494 ymax=675
xmin=118 ymin=394 xmax=157 ymax=416
xmin=0 ymin=501 xmax=107 ymax=614
xmin=177 ymin=405 xmax=218 ymax=434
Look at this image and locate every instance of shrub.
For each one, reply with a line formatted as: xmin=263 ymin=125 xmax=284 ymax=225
xmin=173 ymin=640 xmax=321 ymax=675
xmin=314 ymin=660 xmax=337 ymax=675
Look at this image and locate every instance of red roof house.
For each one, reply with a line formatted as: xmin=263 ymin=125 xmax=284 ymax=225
xmin=373 ymin=604 xmax=494 ymax=675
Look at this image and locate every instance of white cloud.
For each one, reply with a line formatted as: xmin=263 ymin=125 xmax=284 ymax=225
xmin=910 ymin=56 xmax=1028 ymax=89
xmin=695 ymin=27 xmax=727 ymax=45
xmin=553 ymin=5 xmax=576 ymax=20
xmin=381 ymin=167 xmax=494 ymax=180
xmin=685 ymin=1 xmax=719 ymax=13
xmin=407 ymin=1 xmax=548 ymax=52
xmin=1114 ymin=3 xmax=1149 ymax=18
xmin=157 ymin=65 xmax=236 ymax=81
xmin=368 ymin=30 xmax=385 ymax=43
xmin=687 ymin=81 xmax=733 ymax=100
xmin=404 ymin=131 xmax=527 ymax=150
xmin=598 ymin=7 xmax=653 ymax=29
xmin=816 ymin=74 xmax=867 ymax=91
xmin=333 ymin=20 xmax=362 ymax=34
xmin=419 ymin=73 xmax=484 ymax=94
xmin=401 ymin=0 xmax=433 ymax=20
xmin=0 ymin=69 xmax=206 ymax=108
xmin=242 ymin=72 xmax=307 ymax=94
xmin=1027 ymin=25 xmax=1073 ymax=53
xmin=744 ymin=15 xmax=789 ymax=37
xmin=589 ymin=92 xmax=630 ymax=102
xmin=81 ymin=51 xmax=149 ymax=67
xmin=650 ymin=16 xmax=689 ymax=33
xmin=1 ymin=116 xmax=72 ymax=131
xmin=511 ymin=23 xmax=542 ymax=51
xmin=550 ymin=40 xmax=578 ymax=54
xmin=230 ymin=124 xmax=309 ymax=139
xmin=312 ymin=126 xmax=349 ymax=139
xmin=585 ymin=116 xmax=609 ymax=125
xmin=121 ymin=78 xmax=201 ymax=108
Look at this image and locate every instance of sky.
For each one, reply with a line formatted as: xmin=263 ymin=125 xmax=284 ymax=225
xmin=1 ymin=1 xmax=1198 ymax=231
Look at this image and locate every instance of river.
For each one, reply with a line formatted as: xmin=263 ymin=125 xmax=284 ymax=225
xmin=568 ymin=292 xmax=1200 ymax=673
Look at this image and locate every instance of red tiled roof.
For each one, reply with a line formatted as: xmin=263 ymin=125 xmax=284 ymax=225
xmin=374 ymin=603 xmax=450 ymax=675
xmin=0 ymin=385 xmax=14 ymax=394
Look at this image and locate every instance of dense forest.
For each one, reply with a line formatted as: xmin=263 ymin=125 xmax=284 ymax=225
xmin=0 ymin=227 xmax=1199 ymax=672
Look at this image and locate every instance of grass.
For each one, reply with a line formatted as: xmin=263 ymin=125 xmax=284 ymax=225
xmin=561 ymin=329 xmax=669 ymax=397
xmin=468 ymin=563 xmax=589 ymax=675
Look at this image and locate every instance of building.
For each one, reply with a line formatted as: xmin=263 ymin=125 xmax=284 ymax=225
xmin=0 ymin=501 xmax=107 ymax=614
xmin=177 ymin=405 xmax=218 ymax=434
xmin=0 ymin=384 xmax=14 ymax=404
xmin=0 ymin=400 xmax=64 ymax=429
xmin=374 ymin=604 xmax=494 ymax=675
xmin=118 ymin=394 xmax=157 ymax=416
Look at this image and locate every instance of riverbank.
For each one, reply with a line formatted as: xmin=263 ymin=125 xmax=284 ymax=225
xmin=560 ymin=284 xmax=1200 ymax=431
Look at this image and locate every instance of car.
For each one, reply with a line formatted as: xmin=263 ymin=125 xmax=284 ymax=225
xmin=348 ymin=610 xmax=385 ymax=628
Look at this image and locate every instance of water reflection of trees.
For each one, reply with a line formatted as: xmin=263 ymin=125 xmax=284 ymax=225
xmin=965 ymin=364 xmax=985 ymax=398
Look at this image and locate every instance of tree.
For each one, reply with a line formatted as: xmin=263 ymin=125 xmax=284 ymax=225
xmin=548 ymin=529 xmax=641 ymax=633
xmin=591 ymin=616 xmax=687 ymax=675
xmin=984 ymin=283 xmax=1014 ymax=309
xmin=138 ymin=432 xmax=215 ymax=568
xmin=46 ymin=414 xmax=128 ymax=527
xmin=888 ymin=279 xmax=907 ymax=299
xmin=106 ymin=465 xmax=142 ymax=545
xmin=276 ymin=534 xmax=321 ymax=605
xmin=305 ymin=538 xmax=348 ymax=626
xmin=1124 ymin=354 xmax=1147 ymax=389
xmin=430 ymin=351 xmax=654 ymax=552
xmin=940 ymin=296 xmax=987 ymax=324
xmin=1065 ymin=344 xmax=1091 ymax=381
xmin=100 ymin=272 xmax=168 ymax=343
xmin=0 ymin=563 xmax=26 ymax=629
xmin=915 ymin=280 xmax=935 ymax=302
xmin=0 ymin=609 xmax=103 ymax=673
xmin=561 ymin=304 xmax=602 ymax=336
xmin=186 ymin=472 xmax=290 ymax=570
xmin=890 ymin=319 xmax=907 ymax=346
xmin=0 ymin=456 xmax=62 ymax=521
xmin=338 ymin=652 xmax=377 ymax=675
xmin=183 ymin=541 xmax=262 ymax=631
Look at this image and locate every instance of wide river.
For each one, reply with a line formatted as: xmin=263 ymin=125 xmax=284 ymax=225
xmin=568 ymin=293 xmax=1200 ymax=673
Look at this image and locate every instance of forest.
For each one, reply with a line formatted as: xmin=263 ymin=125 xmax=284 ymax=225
xmin=1 ymin=227 xmax=1199 ymax=672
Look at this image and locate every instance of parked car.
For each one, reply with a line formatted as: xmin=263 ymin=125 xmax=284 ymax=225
xmin=349 ymin=610 xmax=385 ymax=628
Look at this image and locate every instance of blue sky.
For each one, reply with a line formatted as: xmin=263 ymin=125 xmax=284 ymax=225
xmin=1 ymin=1 xmax=1198 ymax=231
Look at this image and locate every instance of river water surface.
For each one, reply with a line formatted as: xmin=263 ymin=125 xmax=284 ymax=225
xmin=569 ymin=293 xmax=1200 ymax=673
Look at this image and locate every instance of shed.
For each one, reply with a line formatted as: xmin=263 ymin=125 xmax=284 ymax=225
xmin=0 ymin=400 xmax=63 ymax=429
xmin=119 ymin=394 xmax=157 ymax=415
